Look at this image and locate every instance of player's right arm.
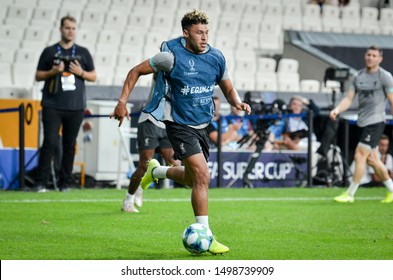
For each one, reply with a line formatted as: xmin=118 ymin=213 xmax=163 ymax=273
xmin=330 ymin=89 xmax=355 ymax=121
xmin=111 ymin=59 xmax=154 ymax=126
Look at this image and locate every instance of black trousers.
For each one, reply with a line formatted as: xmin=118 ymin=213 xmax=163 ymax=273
xmin=35 ymin=107 xmax=84 ymax=186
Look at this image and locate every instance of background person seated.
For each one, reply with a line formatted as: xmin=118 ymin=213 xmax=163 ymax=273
xmin=355 ymin=134 xmax=393 ymax=187
xmin=273 ymin=95 xmax=320 ymax=151
xmin=207 ymin=97 xmax=243 ymax=150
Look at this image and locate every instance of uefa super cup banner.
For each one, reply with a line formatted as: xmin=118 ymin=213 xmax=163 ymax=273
xmin=208 ymin=151 xmax=308 ymax=188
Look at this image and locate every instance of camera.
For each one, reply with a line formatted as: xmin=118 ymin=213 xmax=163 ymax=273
xmin=243 ymin=91 xmax=287 ymax=135
xmin=53 ymin=54 xmax=81 ymax=66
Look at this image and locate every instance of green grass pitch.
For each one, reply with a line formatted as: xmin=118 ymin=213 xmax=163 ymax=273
xmin=0 ymin=187 xmax=392 ymax=260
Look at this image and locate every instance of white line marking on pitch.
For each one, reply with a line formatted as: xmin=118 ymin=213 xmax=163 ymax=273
xmin=0 ymin=197 xmax=383 ymax=203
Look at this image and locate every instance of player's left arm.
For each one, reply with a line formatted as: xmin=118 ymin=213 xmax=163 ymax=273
xmin=383 ymin=72 xmax=393 ymax=115
xmin=218 ymin=79 xmax=251 ymax=115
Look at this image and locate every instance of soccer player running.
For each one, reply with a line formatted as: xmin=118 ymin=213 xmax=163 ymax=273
xmin=111 ymin=9 xmax=251 ymax=254
xmin=330 ymin=46 xmax=393 ymax=203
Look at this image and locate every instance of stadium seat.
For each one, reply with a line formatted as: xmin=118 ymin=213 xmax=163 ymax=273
xmin=217 ymin=15 xmax=240 ymax=35
xmin=14 ymin=0 xmax=38 ymax=8
xmin=235 ymin=56 xmax=257 ymax=74
xmin=116 ymin=51 xmax=143 ymax=68
xmin=256 ymin=57 xmax=277 ymax=73
xmin=127 ymin=12 xmax=152 ymax=30
xmin=302 ymin=16 xmax=322 ymax=32
xmin=30 ymin=7 xmax=57 ymax=27
xmin=120 ymin=30 xmax=146 ymax=53
xmin=263 ymin=2 xmax=283 ymax=18
xmin=322 ymin=17 xmax=343 ymax=33
xmin=255 ymin=72 xmax=278 ymax=92
xmin=36 ymin=0 xmax=62 ymax=9
xmin=113 ymin=65 xmax=130 ymax=86
xmin=0 ymin=48 xmax=15 ymax=64
xmin=284 ymin=3 xmax=302 ymax=18
xmin=300 ymin=79 xmax=321 ymax=93
xmin=200 ymin=0 xmax=221 ymax=15
xmin=14 ymin=49 xmax=40 ymax=65
xmin=221 ymin=0 xmax=245 ymax=16
xmin=320 ymin=80 xmax=341 ymax=94
xmin=0 ymin=25 xmax=24 ymax=49
xmin=233 ymin=72 xmax=256 ymax=91
xmin=243 ymin=1 xmax=263 ymax=19
xmin=80 ymin=10 xmax=106 ymax=29
xmin=132 ymin=0 xmax=156 ymax=14
xmin=236 ymin=35 xmax=259 ymax=51
xmin=213 ymin=33 xmax=237 ymax=51
xmin=75 ymin=28 xmax=99 ymax=54
xmin=151 ymin=14 xmax=175 ymax=31
xmin=57 ymin=6 xmax=82 ymax=23
xmin=12 ymin=62 xmax=37 ymax=90
xmin=145 ymin=31 xmax=171 ymax=52
xmin=178 ymin=0 xmax=201 ymax=11
xmin=86 ymin=0 xmax=111 ymax=10
xmin=24 ymin=26 xmax=51 ymax=46
xmin=238 ymin=18 xmax=261 ymax=36
xmin=110 ymin=0 xmax=135 ymax=11
xmin=341 ymin=5 xmax=360 ymax=20
xmin=93 ymin=65 xmax=114 ymax=86
xmin=277 ymin=58 xmax=299 ymax=73
xmin=96 ymin=29 xmax=122 ymax=53
xmin=277 ymin=72 xmax=300 ymax=92
xmin=380 ymin=25 xmax=393 ymax=35
xmin=322 ymin=5 xmax=340 ymax=19
xmin=303 ymin=4 xmax=321 ymax=18
xmin=283 ymin=4 xmax=303 ymax=31
xmin=94 ymin=52 xmax=117 ymax=69
xmin=103 ymin=9 xmax=129 ymax=30
xmin=283 ymin=16 xmax=303 ymax=31
xmin=379 ymin=8 xmax=393 ymax=25
xmin=0 ymin=63 xmax=14 ymax=87
xmin=4 ymin=6 xmax=32 ymax=27
xmin=360 ymin=6 xmax=380 ymax=35
xmin=155 ymin=0 xmax=179 ymax=12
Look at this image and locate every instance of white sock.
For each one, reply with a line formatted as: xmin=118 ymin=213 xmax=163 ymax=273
xmin=383 ymin=179 xmax=393 ymax=193
xmin=347 ymin=182 xmax=360 ymax=197
xmin=195 ymin=216 xmax=209 ymax=229
xmin=152 ymin=166 xmax=170 ymax=179
xmin=125 ymin=192 xmax=135 ymax=203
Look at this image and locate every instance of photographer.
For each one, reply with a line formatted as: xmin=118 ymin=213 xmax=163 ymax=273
xmin=34 ymin=15 xmax=96 ymax=192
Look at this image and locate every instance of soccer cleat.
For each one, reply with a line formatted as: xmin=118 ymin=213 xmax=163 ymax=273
xmin=121 ymin=198 xmax=139 ymax=213
xmin=141 ymin=159 xmax=160 ymax=190
xmin=334 ymin=192 xmax=354 ymax=203
xmin=208 ymin=238 xmax=229 ymax=255
xmin=134 ymin=187 xmax=143 ymax=208
xmin=381 ymin=192 xmax=393 ymax=203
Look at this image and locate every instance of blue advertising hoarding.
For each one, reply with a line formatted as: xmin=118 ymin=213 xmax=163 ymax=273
xmin=208 ymin=150 xmax=308 ymax=188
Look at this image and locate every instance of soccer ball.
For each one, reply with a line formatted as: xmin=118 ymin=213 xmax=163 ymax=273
xmin=182 ymin=223 xmax=213 ymax=254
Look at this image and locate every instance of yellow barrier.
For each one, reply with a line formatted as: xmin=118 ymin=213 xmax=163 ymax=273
xmin=0 ymin=99 xmax=41 ymax=148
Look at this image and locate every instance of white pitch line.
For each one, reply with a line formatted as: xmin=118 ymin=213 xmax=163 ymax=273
xmin=0 ymin=197 xmax=383 ymax=204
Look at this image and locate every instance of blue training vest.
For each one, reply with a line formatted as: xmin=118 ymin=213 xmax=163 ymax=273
xmin=143 ymin=37 xmax=226 ymax=126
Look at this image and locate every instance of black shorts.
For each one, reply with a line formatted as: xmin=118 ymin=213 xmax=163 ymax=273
xmin=137 ymin=120 xmax=172 ymax=150
xmin=358 ymin=122 xmax=385 ymax=149
xmin=164 ymin=121 xmax=210 ymax=161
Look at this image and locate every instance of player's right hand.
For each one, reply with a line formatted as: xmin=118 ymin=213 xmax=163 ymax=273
xmin=110 ymin=101 xmax=130 ymax=127
xmin=329 ymin=108 xmax=339 ymax=121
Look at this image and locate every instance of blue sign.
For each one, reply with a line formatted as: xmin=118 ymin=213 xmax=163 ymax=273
xmin=208 ymin=151 xmax=308 ymax=188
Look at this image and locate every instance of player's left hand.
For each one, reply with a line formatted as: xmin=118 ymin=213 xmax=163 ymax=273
xmin=69 ymin=60 xmax=83 ymax=76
